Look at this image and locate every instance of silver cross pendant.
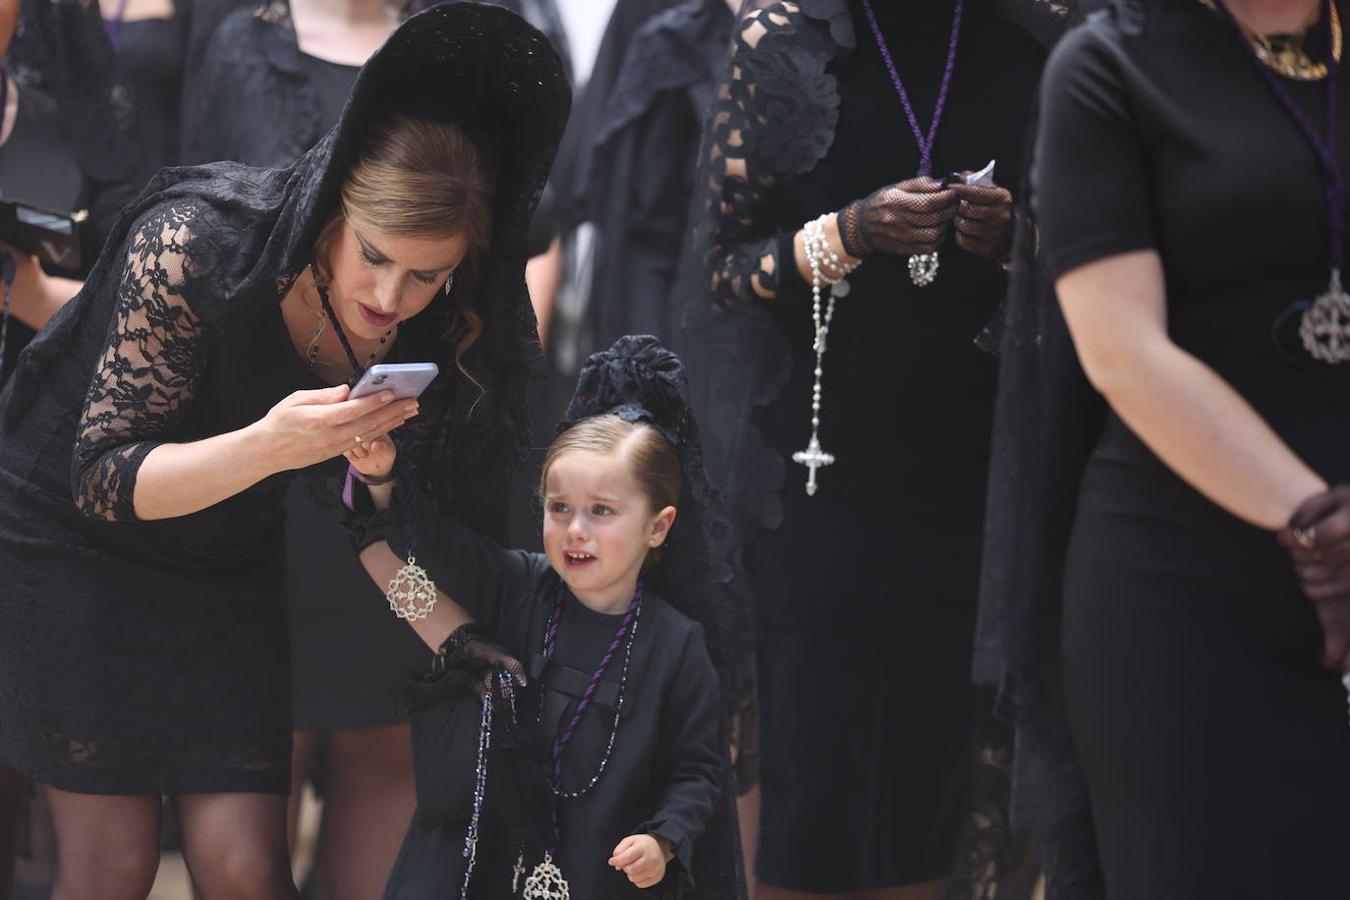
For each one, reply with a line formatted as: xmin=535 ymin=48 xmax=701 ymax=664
xmin=792 ymin=436 xmax=835 ymax=497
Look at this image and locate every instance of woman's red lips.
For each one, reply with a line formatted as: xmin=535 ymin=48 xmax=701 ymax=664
xmin=357 ymin=303 xmax=396 ymax=327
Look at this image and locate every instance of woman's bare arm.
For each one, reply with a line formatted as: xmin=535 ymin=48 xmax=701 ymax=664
xmin=1057 ymin=250 xmax=1324 ymax=530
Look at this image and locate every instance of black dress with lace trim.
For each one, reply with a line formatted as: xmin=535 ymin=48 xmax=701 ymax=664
xmin=682 ymin=0 xmax=1045 ymax=890
xmin=0 ymin=3 xmax=568 ymax=794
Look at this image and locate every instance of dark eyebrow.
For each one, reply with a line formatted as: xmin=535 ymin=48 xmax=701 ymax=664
xmin=354 ymin=229 xmax=460 ymax=275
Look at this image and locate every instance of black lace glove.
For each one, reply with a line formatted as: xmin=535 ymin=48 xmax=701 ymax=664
xmin=952 ymin=181 xmax=1016 ymax=259
xmin=436 ymin=624 xmax=527 ymax=697
xmin=837 ymin=176 xmax=958 ymax=258
xmin=1278 ymin=486 xmax=1350 ymax=670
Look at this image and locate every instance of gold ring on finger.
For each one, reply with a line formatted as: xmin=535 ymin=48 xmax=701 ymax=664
xmin=354 ymin=433 xmax=364 ymax=445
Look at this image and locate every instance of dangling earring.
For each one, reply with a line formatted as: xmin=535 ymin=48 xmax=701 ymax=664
xmin=443 ymin=272 xmax=455 ymax=297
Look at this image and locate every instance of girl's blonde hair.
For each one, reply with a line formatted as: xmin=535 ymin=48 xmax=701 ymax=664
xmin=540 ymin=414 xmax=681 ymax=515
xmin=313 ymin=115 xmax=496 ymax=386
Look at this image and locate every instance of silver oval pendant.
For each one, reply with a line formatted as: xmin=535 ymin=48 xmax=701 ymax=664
xmin=1300 ymin=270 xmax=1350 ymax=363
xmin=521 ymin=853 xmax=570 ymax=900
xmin=908 ymin=252 xmax=939 ymax=287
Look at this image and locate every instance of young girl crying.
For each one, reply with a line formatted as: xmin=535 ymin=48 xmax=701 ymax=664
xmin=345 ymin=337 xmax=734 ymax=899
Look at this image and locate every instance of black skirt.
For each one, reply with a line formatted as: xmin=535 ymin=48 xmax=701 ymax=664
xmin=1063 ymin=415 xmax=1350 ymax=898
xmin=747 ymin=489 xmax=981 ymax=891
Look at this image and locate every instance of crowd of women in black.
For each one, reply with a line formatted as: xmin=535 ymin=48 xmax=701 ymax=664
xmin=2 ymin=0 xmax=1350 ymax=898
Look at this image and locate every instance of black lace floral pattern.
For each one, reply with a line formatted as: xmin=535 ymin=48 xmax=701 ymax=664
xmin=700 ymin=2 xmax=841 ymax=310
xmin=71 ymin=205 xmax=208 ymax=522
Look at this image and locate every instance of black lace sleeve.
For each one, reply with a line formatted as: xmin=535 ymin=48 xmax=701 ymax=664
xmin=71 ymin=205 xmax=209 ymax=522
xmin=701 ymin=1 xmax=838 ymax=310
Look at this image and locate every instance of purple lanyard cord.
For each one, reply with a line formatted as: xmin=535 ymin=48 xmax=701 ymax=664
xmin=859 ymin=0 xmax=965 ymax=177
xmin=1215 ymin=0 xmax=1344 ymax=271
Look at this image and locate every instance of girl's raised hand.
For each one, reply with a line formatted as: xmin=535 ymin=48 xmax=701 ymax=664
xmin=344 ymin=434 xmax=398 ymax=479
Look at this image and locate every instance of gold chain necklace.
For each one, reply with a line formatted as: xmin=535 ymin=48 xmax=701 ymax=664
xmin=1200 ymin=0 xmax=1343 ymax=81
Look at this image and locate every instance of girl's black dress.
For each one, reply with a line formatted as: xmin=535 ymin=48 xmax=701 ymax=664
xmin=376 ymin=495 xmax=723 ymax=900
xmin=1035 ymin=3 xmax=1350 ymax=896
xmin=690 ymin=0 xmax=1044 ymax=889
xmin=0 ymin=3 xmax=567 ymax=795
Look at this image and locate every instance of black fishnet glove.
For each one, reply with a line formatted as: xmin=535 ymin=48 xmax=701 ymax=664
xmin=952 ymin=182 xmax=1016 ymax=259
xmin=1278 ymin=486 xmax=1350 ymax=671
xmin=438 ymin=624 xmax=527 ymax=697
xmin=837 ymin=177 xmax=958 ymax=258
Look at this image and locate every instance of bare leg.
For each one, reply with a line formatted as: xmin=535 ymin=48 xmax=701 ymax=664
xmin=288 ymin=731 xmax=319 ymax=858
xmin=43 ymin=785 xmax=161 ymax=900
xmin=177 ymin=792 xmax=297 ymax=900
xmin=737 ymin=786 xmax=761 ymax=900
xmin=311 ymin=724 xmax=415 ymax=900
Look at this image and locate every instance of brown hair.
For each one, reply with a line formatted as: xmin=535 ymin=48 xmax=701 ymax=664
xmin=539 ymin=415 xmax=681 ymax=516
xmin=313 ymin=115 xmax=496 ymax=386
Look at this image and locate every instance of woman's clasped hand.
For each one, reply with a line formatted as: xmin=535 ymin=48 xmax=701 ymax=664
xmin=1281 ymin=485 xmax=1350 ymax=671
xmin=837 ymin=174 xmax=1014 ymax=260
xmin=253 ymin=384 xmax=418 ymax=472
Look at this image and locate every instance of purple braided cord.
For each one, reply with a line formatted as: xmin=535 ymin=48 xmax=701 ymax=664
xmin=548 ymin=586 xmax=643 ymax=791
xmin=859 ymin=0 xmax=965 ymax=177
xmin=313 ymin=271 xmax=421 ymax=554
xmin=1214 ymin=0 xmax=1343 ymax=269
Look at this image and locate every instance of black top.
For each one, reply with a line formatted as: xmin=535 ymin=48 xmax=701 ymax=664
xmin=298 ymin=51 xmax=360 ymax=138
xmin=0 ymin=85 xmax=129 ymax=383
xmin=111 ymin=15 xmax=185 ymax=185
xmin=180 ymin=2 xmax=351 ymax=168
xmin=761 ymin=0 xmax=1044 ymax=501
xmin=1036 ymin=1 xmax=1350 ymax=470
xmin=381 ymin=492 xmax=723 ymax=900
xmin=689 ymin=0 xmax=1046 ymax=542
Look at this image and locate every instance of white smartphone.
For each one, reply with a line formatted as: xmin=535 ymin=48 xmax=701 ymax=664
xmin=349 ymin=362 xmax=440 ymax=401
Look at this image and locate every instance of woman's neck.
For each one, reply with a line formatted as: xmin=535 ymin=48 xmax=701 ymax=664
xmin=288 ymin=0 xmax=399 ymax=64
xmin=1226 ymin=0 xmax=1324 ymax=34
xmin=290 ymin=0 xmax=394 ymax=27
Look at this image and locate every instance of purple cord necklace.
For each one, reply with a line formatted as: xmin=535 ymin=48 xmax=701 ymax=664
xmin=516 ymin=581 xmax=644 ymax=900
xmin=315 ymin=275 xmax=437 ymax=619
xmin=859 ymin=0 xmax=965 ymax=287
xmin=1214 ymin=0 xmax=1350 ymax=363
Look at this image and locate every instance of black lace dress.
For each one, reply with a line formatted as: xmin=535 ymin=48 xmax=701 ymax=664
xmin=0 ymin=3 xmax=567 ymax=794
xmin=689 ymin=0 xmax=1043 ymax=890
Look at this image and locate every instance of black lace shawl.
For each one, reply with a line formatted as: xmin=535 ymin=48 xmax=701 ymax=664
xmin=2 ymin=2 xmax=570 ymax=542
xmin=557 ymin=334 xmax=746 ymax=900
xmin=552 ymin=0 xmax=734 ymax=359
xmin=972 ymin=4 xmax=1145 ymax=900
